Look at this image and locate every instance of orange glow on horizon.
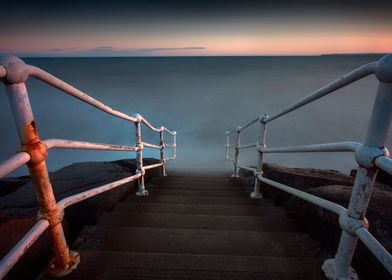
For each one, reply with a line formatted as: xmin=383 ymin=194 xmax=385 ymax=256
xmin=2 ymin=30 xmax=392 ymax=56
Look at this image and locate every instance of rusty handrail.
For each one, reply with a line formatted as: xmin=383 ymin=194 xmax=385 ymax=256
xmin=0 ymin=55 xmax=177 ymax=278
xmin=225 ymin=54 xmax=392 ymax=279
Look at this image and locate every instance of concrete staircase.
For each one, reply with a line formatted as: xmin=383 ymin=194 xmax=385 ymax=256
xmin=59 ymin=175 xmax=326 ymax=279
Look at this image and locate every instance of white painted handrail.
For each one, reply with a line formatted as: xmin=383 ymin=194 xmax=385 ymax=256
xmin=28 ymin=65 xmax=139 ymax=123
xmin=43 ymin=139 xmax=138 ymax=152
xmin=259 ymin=141 xmax=361 ymax=153
xmin=225 ymin=54 xmax=392 ymax=279
xmin=264 ymin=62 xmax=377 ymax=123
xmin=0 ymin=220 xmax=49 ymax=279
xmin=375 ymin=156 xmax=392 ymax=175
xmin=57 ymin=173 xmax=142 ymax=209
xmin=0 ymin=152 xmax=31 ymax=178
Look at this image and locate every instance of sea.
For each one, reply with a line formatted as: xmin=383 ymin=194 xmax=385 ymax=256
xmin=0 ymin=55 xmax=390 ymax=176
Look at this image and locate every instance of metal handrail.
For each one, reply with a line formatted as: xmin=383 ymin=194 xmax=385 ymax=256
xmin=257 ymin=175 xmax=346 ymax=215
xmin=0 ymin=152 xmax=31 ymax=178
xmin=28 ymin=65 xmax=139 ymax=123
xmin=0 ymin=220 xmax=49 ymax=279
xmin=225 ymin=54 xmax=392 ymax=279
xmin=259 ymin=141 xmax=361 ymax=154
xmin=0 ymin=55 xmax=177 ymax=278
xmin=264 ymin=62 xmax=377 ymax=123
xmin=43 ymin=139 xmax=138 ymax=152
xmin=375 ymin=156 xmax=392 ymax=175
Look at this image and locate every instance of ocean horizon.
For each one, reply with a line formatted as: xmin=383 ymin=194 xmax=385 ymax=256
xmin=0 ymin=54 xmax=389 ymax=176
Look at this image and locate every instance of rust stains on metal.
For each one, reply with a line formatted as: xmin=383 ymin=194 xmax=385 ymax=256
xmin=18 ymin=121 xmax=48 ymax=165
xmin=38 ymin=204 xmax=64 ymax=228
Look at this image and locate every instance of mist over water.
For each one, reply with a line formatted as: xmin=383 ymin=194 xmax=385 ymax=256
xmin=0 ymin=55 xmax=390 ymax=176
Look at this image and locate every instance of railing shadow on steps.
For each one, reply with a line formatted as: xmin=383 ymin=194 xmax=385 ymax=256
xmin=225 ymin=54 xmax=392 ymax=280
xmin=0 ymin=55 xmax=177 ymax=278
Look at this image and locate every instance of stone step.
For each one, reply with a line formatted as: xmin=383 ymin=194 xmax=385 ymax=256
xmin=56 ymin=251 xmax=325 ymax=280
xmin=126 ymin=195 xmax=269 ymax=205
xmin=114 ymin=202 xmax=281 ymax=216
xmin=156 ymin=177 xmax=241 ymax=186
xmin=98 ymin=212 xmax=299 ymax=232
xmin=147 ymin=189 xmax=248 ymax=197
xmin=157 ymin=180 xmax=238 ymax=186
xmin=159 ymin=175 xmax=234 ymax=181
xmin=73 ymin=226 xmax=322 ymax=257
xmin=150 ymin=183 xmax=240 ymax=191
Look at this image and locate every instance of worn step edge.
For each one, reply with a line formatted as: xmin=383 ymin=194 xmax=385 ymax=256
xmin=147 ymin=189 xmax=249 ymax=197
xmin=150 ymin=185 xmax=242 ymax=191
xmin=55 ymin=251 xmax=325 ymax=280
xmin=155 ymin=181 xmax=241 ymax=185
xmin=97 ymin=212 xmax=300 ymax=232
xmin=113 ymin=202 xmax=282 ymax=215
xmin=73 ymin=226 xmax=323 ymax=257
xmin=159 ymin=176 xmax=235 ymax=181
xmin=126 ymin=195 xmax=268 ymax=206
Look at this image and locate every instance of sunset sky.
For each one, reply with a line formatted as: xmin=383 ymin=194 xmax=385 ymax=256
xmin=1 ymin=0 xmax=391 ymax=56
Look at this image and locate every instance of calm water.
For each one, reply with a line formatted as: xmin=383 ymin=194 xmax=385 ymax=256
xmin=0 ymin=55 xmax=389 ymax=176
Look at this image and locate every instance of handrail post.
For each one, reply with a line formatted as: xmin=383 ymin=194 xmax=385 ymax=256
xmin=0 ymin=55 xmax=79 ymax=277
xmin=251 ymin=114 xmax=268 ymax=199
xmin=225 ymin=131 xmax=230 ymax=160
xmin=173 ymin=131 xmax=177 ymax=159
xmin=322 ymin=54 xmax=392 ymax=280
xmin=231 ymin=127 xmax=241 ymax=177
xmin=134 ymin=114 xmax=148 ymax=196
xmin=160 ymin=127 xmax=167 ymax=176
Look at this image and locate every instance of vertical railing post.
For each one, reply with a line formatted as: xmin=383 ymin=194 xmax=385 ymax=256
xmin=133 ymin=114 xmax=148 ymax=196
xmin=251 ymin=114 xmax=268 ymax=199
xmin=322 ymin=54 xmax=392 ymax=280
xmin=0 ymin=55 xmax=79 ymax=277
xmin=160 ymin=127 xmax=167 ymax=176
xmin=225 ymin=131 xmax=230 ymax=160
xmin=231 ymin=127 xmax=241 ymax=177
xmin=173 ymin=131 xmax=177 ymax=159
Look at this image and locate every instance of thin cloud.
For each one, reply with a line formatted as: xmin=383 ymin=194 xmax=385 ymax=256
xmin=136 ymin=47 xmax=206 ymax=52
xmin=47 ymin=47 xmax=77 ymax=52
xmin=34 ymin=46 xmax=207 ymax=57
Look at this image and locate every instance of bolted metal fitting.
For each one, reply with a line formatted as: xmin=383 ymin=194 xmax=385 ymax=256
xmin=136 ymin=169 xmax=146 ymax=176
xmin=136 ymin=189 xmax=149 ymax=196
xmin=354 ymin=145 xmax=389 ymax=169
xmin=47 ymin=250 xmax=80 ymax=277
xmin=173 ymin=131 xmax=177 ymax=135
xmin=236 ymin=126 xmax=242 ymax=133
xmin=375 ymin=54 xmax=392 ymax=83
xmin=0 ymin=55 xmax=29 ymax=84
xmin=132 ymin=113 xmax=143 ymax=123
xmin=322 ymin=259 xmax=358 ymax=280
xmin=339 ymin=212 xmax=369 ymax=236
xmin=19 ymin=141 xmax=48 ymax=165
xmin=258 ymin=113 xmax=269 ymax=124
xmin=38 ymin=205 xmax=64 ymax=228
